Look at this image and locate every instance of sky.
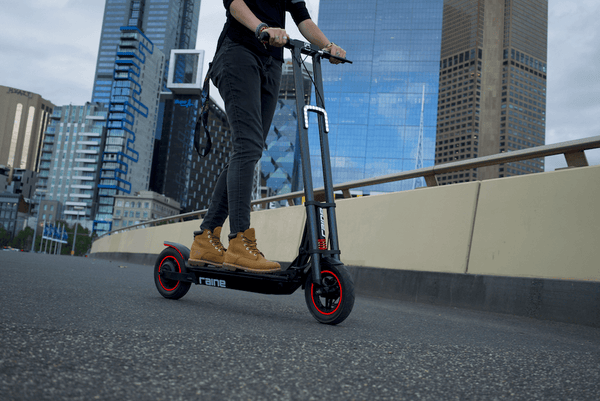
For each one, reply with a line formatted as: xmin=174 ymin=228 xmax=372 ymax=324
xmin=0 ymin=0 xmax=598 ymax=171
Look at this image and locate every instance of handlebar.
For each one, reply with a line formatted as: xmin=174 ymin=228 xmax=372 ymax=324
xmin=259 ymin=31 xmax=352 ymax=64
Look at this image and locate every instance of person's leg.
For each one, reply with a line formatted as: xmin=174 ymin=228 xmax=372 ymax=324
xmin=259 ymin=56 xmax=283 ymax=141
xmin=222 ymin=56 xmax=284 ymax=273
xmin=217 ymin=45 xmax=270 ymax=234
xmin=198 ymin=164 xmax=229 ymax=233
xmin=198 ymin=39 xmax=264 ymax=234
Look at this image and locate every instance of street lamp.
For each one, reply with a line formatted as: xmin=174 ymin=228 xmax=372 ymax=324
xmin=71 ymin=206 xmax=85 ymax=256
xmin=31 ymin=190 xmax=46 ymax=253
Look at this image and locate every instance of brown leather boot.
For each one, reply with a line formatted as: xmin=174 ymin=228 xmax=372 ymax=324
xmin=189 ymin=227 xmax=226 ymax=267
xmin=223 ymin=228 xmax=281 ymax=273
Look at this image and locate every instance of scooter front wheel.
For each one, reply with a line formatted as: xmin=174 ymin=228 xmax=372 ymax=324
xmin=154 ymin=247 xmax=192 ymax=300
xmin=305 ymin=261 xmax=355 ymax=325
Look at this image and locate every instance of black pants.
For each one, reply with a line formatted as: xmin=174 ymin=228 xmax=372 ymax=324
xmin=200 ymin=37 xmax=282 ymax=235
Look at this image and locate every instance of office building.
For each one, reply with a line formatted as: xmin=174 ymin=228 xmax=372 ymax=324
xmin=112 ymin=190 xmax=180 ymax=229
xmin=38 ymin=200 xmax=63 ymax=226
xmin=1 ymin=166 xmax=37 ymax=200
xmin=94 ymin=27 xmax=165 ymax=235
xmin=36 ymin=103 xmax=108 ymax=229
xmin=435 ymin=0 xmax=547 ymax=184
xmin=186 ymin=99 xmax=232 ymax=212
xmin=0 ymin=192 xmax=21 ymax=237
xmin=150 ymin=49 xmax=232 ymax=214
xmin=151 ymin=95 xmax=232 ymax=213
xmin=315 ymin=0 xmax=443 ymax=193
xmin=91 ymin=0 xmax=201 ymax=106
xmin=0 ymin=85 xmax=54 ymax=172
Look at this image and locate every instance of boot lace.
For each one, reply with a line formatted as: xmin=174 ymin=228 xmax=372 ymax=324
xmin=243 ymin=236 xmax=264 ymax=257
xmin=208 ymin=232 xmax=226 ymax=252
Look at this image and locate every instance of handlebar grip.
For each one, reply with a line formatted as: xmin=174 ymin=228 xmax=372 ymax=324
xmin=259 ymin=32 xmax=352 ymax=63
xmin=259 ymin=31 xmax=270 ymax=42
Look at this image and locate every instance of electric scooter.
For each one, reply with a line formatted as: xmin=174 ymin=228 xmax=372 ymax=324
xmin=153 ymin=35 xmax=355 ymax=325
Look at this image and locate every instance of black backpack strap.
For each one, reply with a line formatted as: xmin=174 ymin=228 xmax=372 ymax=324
xmin=193 ymin=69 xmax=213 ymax=157
xmin=193 ymin=18 xmax=230 ymax=158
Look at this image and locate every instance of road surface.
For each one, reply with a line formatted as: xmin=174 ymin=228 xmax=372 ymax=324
xmin=1 ymin=251 xmax=598 ymax=400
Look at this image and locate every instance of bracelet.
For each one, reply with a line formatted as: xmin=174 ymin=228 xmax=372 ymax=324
xmin=322 ymin=42 xmax=336 ymax=50
xmin=255 ymin=22 xmax=269 ymax=39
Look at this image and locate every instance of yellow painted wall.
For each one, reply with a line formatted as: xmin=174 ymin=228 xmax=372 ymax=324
xmin=92 ymin=165 xmax=600 ymax=282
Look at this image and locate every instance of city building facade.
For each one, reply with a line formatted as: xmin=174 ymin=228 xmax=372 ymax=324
xmin=435 ymin=0 xmax=547 ymax=184
xmin=186 ymin=98 xmax=232 ymax=212
xmin=36 ymin=103 xmax=108 ymax=230
xmin=38 ymin=200 xmax=63 ymax=225
xmin=94 ymin=27 xmax=165 ymax=235
xmin=91 ymin=0 xmax=201 ymax=106
xmin=112 ymin=190 xmax=180 ymax=229
xmin=315 ymin=0 xmax=443 ymax=193
xmin=0 ymin=192 xmax=21 ymax=237
xmin=0 ymin=85 xmax=54 ymax=172
xmin=150 ymin=49 xmax=232 ymax=214
xmin=0 ymin=167 xmax=38 ymax=201
xmin=151 ymin=95 xmax=232 ymax=213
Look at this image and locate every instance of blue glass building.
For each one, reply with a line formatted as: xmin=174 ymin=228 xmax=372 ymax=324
xmin=91 ymin=0 xmax=200 ymax=106
xmin=312 ymin=0 xmax=443 ymax=193
xmin=93 ymin=27 xmax=165 ymax=235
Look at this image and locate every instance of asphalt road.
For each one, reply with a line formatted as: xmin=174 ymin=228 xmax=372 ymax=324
xmin=0 ymin=251 xmax=599 ymax=400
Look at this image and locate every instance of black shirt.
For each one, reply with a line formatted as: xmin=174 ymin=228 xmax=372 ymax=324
xmin=221 ymin=0 xmax=311 ymax=61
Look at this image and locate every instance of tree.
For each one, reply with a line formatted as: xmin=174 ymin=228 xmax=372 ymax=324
xmin=69 ymin=223 xmax=92 ymax=256
xmin=9 ymin=226 xmax=34 ymax=250
xmin=0 ymin=225 xmax=11 ymax=248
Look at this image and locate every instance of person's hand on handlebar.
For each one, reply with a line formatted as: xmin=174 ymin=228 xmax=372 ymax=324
xmin=265 ymin=27 xmax=289 ymax=47
xmin=322 ymin=42 xmax=346 ymax=65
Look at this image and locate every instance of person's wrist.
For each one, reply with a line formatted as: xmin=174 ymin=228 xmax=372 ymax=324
xmin=322 ymin=42 xmax=336 ymax=51
xmin=255 ymin=22 xmax=269 ymax=39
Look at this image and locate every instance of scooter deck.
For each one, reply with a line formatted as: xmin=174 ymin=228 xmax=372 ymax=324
xmin=160 ymin=262 xmax=306 ymax=295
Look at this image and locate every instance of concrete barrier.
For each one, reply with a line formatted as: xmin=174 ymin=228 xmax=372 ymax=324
xmin=468 ymin=165 xmax=600 ymax=281
xmin=91 ymin=165 xmax=600 ymax=327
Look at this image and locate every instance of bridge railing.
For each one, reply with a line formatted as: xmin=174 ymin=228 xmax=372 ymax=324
xmin=96 ymin=135 xmax=600 ymax=241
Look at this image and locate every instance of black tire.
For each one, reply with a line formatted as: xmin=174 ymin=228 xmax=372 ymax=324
xmin=154 ymin=247 xmax=192 ymax=300
xmin=305 ymin=261 xmax=355 ymax=325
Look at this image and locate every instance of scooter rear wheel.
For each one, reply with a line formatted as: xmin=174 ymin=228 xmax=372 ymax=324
xmin=154 ymin=247 xmax=192 ymax=300
xmin=305 ymin=261 xmax=355 ymax=325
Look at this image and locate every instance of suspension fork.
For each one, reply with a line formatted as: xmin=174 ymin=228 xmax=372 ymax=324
xmin=291 ymin=47 xmax=341 ymax=285
xmin=290 ymin=46 xmax=323 ymax=284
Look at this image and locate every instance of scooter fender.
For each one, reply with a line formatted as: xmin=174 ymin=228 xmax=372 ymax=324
xmin=164 ymin=241 xmax=191 ymax=261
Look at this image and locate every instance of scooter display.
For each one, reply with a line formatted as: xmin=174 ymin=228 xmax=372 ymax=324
xmin=153 ymin=35 xmax=355 ymax=325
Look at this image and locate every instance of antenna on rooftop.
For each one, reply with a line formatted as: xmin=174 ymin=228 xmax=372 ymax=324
xmin=413 ymin=85 xmax=426 ymax=190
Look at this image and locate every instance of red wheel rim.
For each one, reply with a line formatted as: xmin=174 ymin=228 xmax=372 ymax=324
xmin=310 ymin=270 xmax=342 ymax=315
xmin=158 ymin=255 xmax=181 ymax=291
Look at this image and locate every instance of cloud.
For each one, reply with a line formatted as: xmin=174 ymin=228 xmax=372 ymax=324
xmin=1 ymin=0 xmax=597 ymax=170
xmin=545 ymin=0 xmax=600 ymax=169
xmin=0 ymin=0 xmax=104 ymax=105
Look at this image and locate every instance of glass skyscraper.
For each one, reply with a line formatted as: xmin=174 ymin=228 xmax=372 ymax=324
xmin=91 ymin=0 xmax=201 ymax=106
xmin=314 ymin=0 xmax=443 ymax=193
